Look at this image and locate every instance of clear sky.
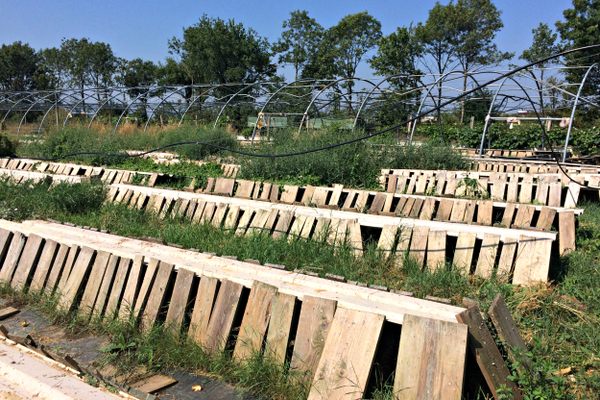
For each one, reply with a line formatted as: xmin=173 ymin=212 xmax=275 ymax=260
xmin=0 ymin=0 xmax=574 ymax=79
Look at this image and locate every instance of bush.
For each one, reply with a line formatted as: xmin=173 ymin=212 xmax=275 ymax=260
xmin=157 ymin=127 xmax=238 ymax=160
xmin=241 ymin=129 xmax=381 ymax=187
xmin=383 ymin=141 xmax=468 ymax=171
xmin=0 ymin=135 xmax=16 ymax=157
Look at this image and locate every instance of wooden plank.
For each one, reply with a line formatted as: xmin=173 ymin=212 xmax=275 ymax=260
xmin=308 ymin=308 xmax=384 ymax=400
xmin=265 ymin=292 xmax=296 ymax=364
xmin=500 ymin=203 xmax=516 ymax=227
xmin=223 ymin=205 xmax=241 ymax=231
xmin=141 ymin=261 xmax=174 ymax=331
xmin=200 ymin=202 xmax=216 ymax=224
xmin=475 ymin=234 xmax=500 ymax=279
xmin=0 ymin=232 xmax=26 ymax=284
xmin=564 ymin=181 xmax=580 ymax=208
xmin=11 ymin=234 xmax=44 ymax=290
xmin=476 ymin=201 xmax=493 ymax=226
xmin=299 ymin=216 xmax=316 ymax=240
xmin=328 ymin=184 xmax=343 ymax=207
xmin=394 ymin=314 xmax=467 ymax=400
xmin=43 ymin=243 xmax=70 ymax=294
xmin=211 ymin=203 xmax=228 ymax=228
xmin=377 ymin=225 xmax=398 ymax=256
xmin=536 ymin=208 xmax=557 ymax=231
xmin=189 ymin=276 xmax=219 ymax=345
xmin=104 ymin=257 xmax=132 ymax=319
xmin=0 ymin=306 xmax=20 ymax=320
xmin=290 ymin=296 xmax=337 ymax=378
xmin=273 ymin=210 xmax=293 ymax=239
xmin=131 ymin=374 xmax=178 ymax=394
xmin=419 ymin=198 xmax=436 ymax=220
xmin=132 ymin=258 xmax=159 ymax=320
xmin=58 ymin=247 xmax=96 ymax=311
xmin=456 ymin=306 xmax=522 ymax=399
xmin=29 ymin=239 xmax=58 ymax=292
xmin=547 ymin=182 xmax=562 ymax=207
xmin=488 ymin=294 xmax=532 ymax=370
xmin=394 ymin=227 xmax=412 ymax=268
xmin=233 ymin=281 xmax=278 ymax=361
xmin=558 ymin=211 xmax=576 ymax=255
xmin=450 ymin=200 xmax=467 ymax=222
xmin=512 ymin=236 xmax=552 ymax=286
xmin=235 ymin=180 xmax=255 ymax=198
xmin=91 ymin=254 xmax=120 ymax=318
xmin=519 ymin=179 xmax=533 ymax=204
xmin=346 ymin=220 xmax=363 ymax=256
xmin=435 ymin=199 xmax=453 ymax=221
xmin=0 ymin=229 xmax=12 ymax=265
xmin=408 ymin=226 xmax=429 ymax=267
xmin=497 ymin=238 xmax=517 ymax=282
xmin=288 ymin=215 xmax=306 ymax=241
xmin=79 ymin=251 xmax=111 ymax=316
xmin=235 ymin=208 xmax=254 ymax=235
xmin=426 ymin=230 xmax=446 ymax=271
xmin=512 ymin=205 xmax=535 ymax=229
xmin=164 ymin=268 xmax=195 ymax=333
xmin=280 ymin=185 xmax=299 ymax=203
xmin=118 ymin=255 xmax=144 ymax=319
xmin=56 ymin=245 xmax=79 ymax=292
xmin=453 ymin=232 xmax=476 ymax=275
xmin=201 ymin=279 xmax=244 ymax=353
xmin=213 ymin=178 xmax=235 ymax=196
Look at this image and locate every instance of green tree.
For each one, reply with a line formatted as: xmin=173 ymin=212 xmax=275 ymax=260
xmin=369 ymin=26 xmax=423 ymax=127
xmin=168 ymin=15 xmax=275 ymax=88
xmin=415 ymin=2 xmax=460 ymax=119
xmin=273 ymin=10 xmax=324 ymax=80
xmin=120 ymin=58 xmax=158 ymax=120
xmin=59 ymin=38 xmax=118 ymax=103
xmin=556 ymin=0 xmax=600 ymax=98
xmin=521 ymin=23 xmax=560 ymax=114
xmin=312 ymin=11 xmax=382 ymax=111
xmin=0 ymin=41 xmax=40 ymax=91
xmin=454 ymin=0 xmax=512 ymax=122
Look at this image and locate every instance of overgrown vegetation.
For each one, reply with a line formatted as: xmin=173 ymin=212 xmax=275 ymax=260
xmin=1 ymin=169 xmax=598 ymax=399
xmin=0 ymin=134 xmax=16 ymax=157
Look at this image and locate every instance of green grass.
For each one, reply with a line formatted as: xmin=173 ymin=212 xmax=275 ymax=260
xmin=1 ymin=180 xmax=599 ymax=398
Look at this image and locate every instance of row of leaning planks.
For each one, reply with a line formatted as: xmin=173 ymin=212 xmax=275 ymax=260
xmin=0 ymin=163 xmax=571 ymax=285
xmin=468 ymin=156 xmax=600 ymax=174
xmin=380 ymin=167 xmax=596 ymax=208
xmin=0 ymin=219 xmax=476 ymax=399
xmin=0 ymin=157 xmax=579 ymax=242
xmin=108 ymin=183 xmax=559 ymax=286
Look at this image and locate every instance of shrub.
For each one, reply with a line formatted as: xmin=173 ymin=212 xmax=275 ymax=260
xmin=157 ymin=127 xmax=238 ymax=160
xmin=0 ymin=135 xmax=16 ymax=157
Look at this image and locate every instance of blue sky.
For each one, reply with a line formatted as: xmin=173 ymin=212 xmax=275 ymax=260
xmin=0 ymin=0 xmax=573 ymax=79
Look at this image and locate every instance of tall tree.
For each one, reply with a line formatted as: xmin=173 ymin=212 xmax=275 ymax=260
xmin=415 ymin=2 xmax=460 ymax=119
xmin=556 ymin=0 xmax=600 ymax=97
xmin=454 ymin=0 xmax=512 ymax=122
xmin=316 ymin=11 xmax=382 ymax=111
xmin=369 ymin=27 xmax=423 ymax=126
xmin=0 ymin=42 xmax=40 ymax=91
xmin=169 ymin=15 xmax=275 ymax=88
xmin=120 ymin=58 xmax=158 ymax=120
xmin=521 ymin=23 xmax=560 ymax=114
xmin=59 ymin=38 xmax=118 ymax=103
xmin=273 ymin=10 xmax=324 ymax=80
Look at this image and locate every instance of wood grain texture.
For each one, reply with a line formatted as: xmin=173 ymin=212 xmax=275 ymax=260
xmin=201 ymin=279 xmax=244 ymax=353
xmin=457 ymin=306 xmax=522 ymax=399
xmin=164 ymin=268 xmax=195 ymax=333
xmin=426 ymin=230 xmax=446 ymax=271
xmin=308 ymin=308 xmax=384 ymax=400
xmin=394 ymin=314 xmax=467 ymax=400
xmin=43 ymin=243 xmax=70 ymax=294
xmin=189 ymin=276 xmax=219 ymax=345
xmin=233 ymin=281 xmax=278 ymax=361
xmin=104 ymin=257 xmax=132 ymax=319
xmin=58 ymin=246 xmax=96 ymax=311
xmin=118 ymin=255 xmax=144 ymax=320
xmin=512 ymin=236 xmax=552 ymax=286
xmin=290 ymin=296 xmax=337 ymax=379
xmin=453 ymin=232 xmax=476 ymax=275
xmin=475 ymin=234 xmax=500 ymax=279
xmin=141 ymin=261 xmax=174 ymax=331
xmin=265 ymin=292 xmax=297 ymax=364
xmin=29 ymin=239 xmax=58 ymax=292
xmin=0 ymin=231 xmax=26 ymax=284
xmin=11 ymin=234 xmax=44 ymax=290
xmin=558 ymin=211 xmax=576 ymax=255
xmin=79 ymin=251 xmax=111 ymax=316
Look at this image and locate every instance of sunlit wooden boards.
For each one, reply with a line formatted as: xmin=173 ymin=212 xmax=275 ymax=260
xmin=393 ymin=315 xmax=468 ymax=400
xmin=0 ymin=219 xmax=475 ymax=399
xmin=0 ymin=168 xmax=88 ymax=184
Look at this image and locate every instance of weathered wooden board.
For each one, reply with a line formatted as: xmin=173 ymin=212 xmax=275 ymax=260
xmin=475 ymin=234 xmax=500 ymax=279
xmin=79 ymin=251 xmax=112 ymax=315
xmin=11 ymin=234 xmax=44 ymax=290
xmin=290 ymin=296 xmax=337 ymax=379
xmin=104 ymin=257 xmax=132 ymax=318
xmin=265 ymin=292 xmax=297 ymax=364
xmin=453 ymin=232 xmax=476 ymax=274
xmin=29 ymin=239 xmax=58 ymax=292
xmin=58 ymin=246 xmax=96 ymax=311
xmin=426 ymin=230 xmax=446 ymax=271
xmin=133 ymin=258 xmax=159 ymax=319
xmin=189 ymin=276 xmax=219 ymax=345
xmin=141 ymin=261 xmax=174 ymax=331
xmin=92 ymin=254 xmax=120 ymax=318
xmin=118 ymin=255 xmax=144 ymax=319
xmin=512 ymin=237 xmax=552 ymax=286
xmin=394 ymin=314 xmax=467 ymax=400
xmin=201 ymin=279 xmax=244 ymax=353
xmin=308 ymin=308 xmax=384 ymax=400
xmin=0 ymin=232 xmax=26 ymax=283
xmin=457 ymin=306 xmax=522 ymax=399
xmin=43 ymin=244 xmax=70 ymax=294
xmin=164 ymin=268 xmax=195 ymax=333
xmin=558 ymin=211 xmax=576 ymax=255
xmin=233 ymin=281 xmax=278 ymax=361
